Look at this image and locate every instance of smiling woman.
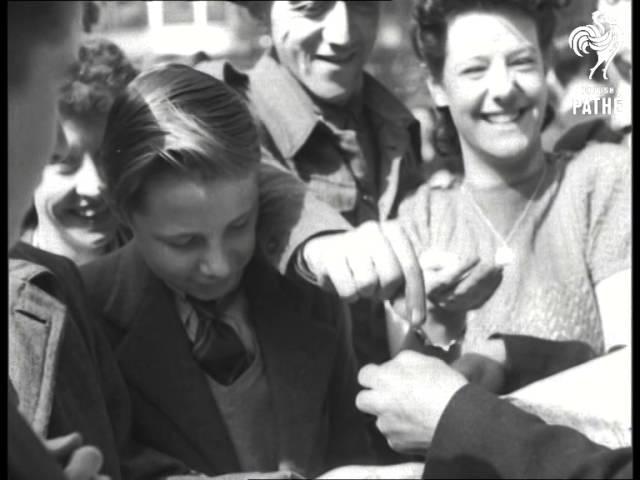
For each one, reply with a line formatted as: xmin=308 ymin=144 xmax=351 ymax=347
xmin=21 ymin=37 xmax=138 ymax=265
xmin=394 ymin=0 xmax=631 ymax=385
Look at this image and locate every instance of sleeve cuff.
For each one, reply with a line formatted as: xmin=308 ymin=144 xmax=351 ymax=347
xmin=489 ymin=333 xmax=596 ymax=393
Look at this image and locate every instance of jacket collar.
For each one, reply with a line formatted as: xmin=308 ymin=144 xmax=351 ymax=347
xmin=248 ymin=51 xmax=417 ymax=159
xmin=9 ymin=258 xmax=67 ymax=436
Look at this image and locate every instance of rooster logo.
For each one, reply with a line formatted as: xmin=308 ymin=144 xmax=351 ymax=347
xmin=568 ymin=10 xmax=621 ymax=80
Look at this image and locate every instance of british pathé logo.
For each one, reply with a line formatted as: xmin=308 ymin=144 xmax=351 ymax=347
xmin=568 ymin=10 xmax=621 ymax=80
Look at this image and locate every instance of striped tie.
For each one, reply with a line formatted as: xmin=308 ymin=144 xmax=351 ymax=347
xmin=187 ymin=296 xmax=251 ymax=385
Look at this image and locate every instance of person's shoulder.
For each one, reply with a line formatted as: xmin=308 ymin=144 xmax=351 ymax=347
xmin=399 ymin=169 xmax=461 ymax=216
xmin=558 ymin=142 xmax=630 ymax=187
xmin=246 ymin=256 xmax=344 ymax=329
xmin=78 ymin=245 xmax=129 ymax=304
xmin=9 ymin=242 xmax=82 ymax=302
xmin=80 ymin=244 xmax=123 ymax=278
xmin=553 ymin=118 xmax=625 ymax=152
xmin=194 ymin=59 xmax=250 ymax=94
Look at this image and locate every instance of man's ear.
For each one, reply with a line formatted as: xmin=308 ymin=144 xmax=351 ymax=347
xmin=426 ymin=75 xmax=449 ymax=108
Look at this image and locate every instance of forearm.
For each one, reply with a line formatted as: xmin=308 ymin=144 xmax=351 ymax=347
xmin=256 ymin=162 xmax=350 ymax=274
xmin=492 ymin=334 xmax=597 ymax=393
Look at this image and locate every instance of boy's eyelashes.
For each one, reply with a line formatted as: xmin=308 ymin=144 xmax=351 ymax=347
xmin=166 ymin=236 xmax=197 ymax=248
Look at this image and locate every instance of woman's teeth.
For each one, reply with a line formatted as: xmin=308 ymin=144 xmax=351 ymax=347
xmin=483 ymin=110 xmax=523 ymax=124
xmin=74 ymin=207 xmax=105 ymax=220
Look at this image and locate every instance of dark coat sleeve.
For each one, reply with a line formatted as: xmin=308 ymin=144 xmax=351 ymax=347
xmin=423 ymin=384 xmax=632 ymax=479
xmin=7 ymin=397 xmax=67 ymax=480
xmin=493 ymin=334 xmax=598 ymax=394
xmin=255 ymin=159 xmax=351 ymax=274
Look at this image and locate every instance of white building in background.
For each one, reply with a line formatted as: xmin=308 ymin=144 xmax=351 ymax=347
xmin=95 ymin=1 xmax=253 ymax=62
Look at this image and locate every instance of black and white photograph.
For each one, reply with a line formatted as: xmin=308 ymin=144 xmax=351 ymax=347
xmin=7 ymin=1 xmax=632 ymax=479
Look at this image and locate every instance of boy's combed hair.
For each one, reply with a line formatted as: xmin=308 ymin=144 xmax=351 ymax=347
xmin=99 ymin=63 xmax=261 ymax=218
xmin=59 ymin=37 xmax=139 ymax=120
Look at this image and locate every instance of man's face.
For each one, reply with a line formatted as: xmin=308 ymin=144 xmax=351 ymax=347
xmin=129 ymin=172 xmax=259 ymax=301
xmin=270 ymin=1 xmax=380 ymax=106
xmin=8 ymin=6 xmax=82 ymax=245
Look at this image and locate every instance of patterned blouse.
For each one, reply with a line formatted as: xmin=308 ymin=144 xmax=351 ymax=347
xmin=399 ymin=143 xmax=631 ymax=354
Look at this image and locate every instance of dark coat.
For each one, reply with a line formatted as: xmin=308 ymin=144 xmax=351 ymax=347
xmin=424 ymin=383 xmax=632 ymax=479
xmin=8 ymin=241 xmax=193 ymax=480
xmin=80 ymin=242 xmax=372 ymax=478
xmin=423 ymin=337 xmax=631 ymax=479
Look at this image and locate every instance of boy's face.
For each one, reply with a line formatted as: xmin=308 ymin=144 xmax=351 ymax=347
xmin=270 ymin=1 xmax=380 ymax=106
xmin=129 ymin=172 xmax=259 ymax=301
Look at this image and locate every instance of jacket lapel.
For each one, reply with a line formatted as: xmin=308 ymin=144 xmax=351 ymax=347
xmin=111 ymin=245 xmax=240 ymax=473
xmin=8 ymin=260 xmax=67 ymax=436
xmin=245 ymin=263 xmax=337 ymax=471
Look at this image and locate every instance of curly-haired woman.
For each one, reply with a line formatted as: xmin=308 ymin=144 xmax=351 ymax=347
xmin=20 ymin=37 xmax=138 ymax=265
xmin=395 ymin=0 xmax=630 ymax=391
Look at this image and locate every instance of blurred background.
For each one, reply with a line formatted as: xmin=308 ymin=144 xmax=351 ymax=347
xmin=87 ymin=0 xmax=628 ymax=162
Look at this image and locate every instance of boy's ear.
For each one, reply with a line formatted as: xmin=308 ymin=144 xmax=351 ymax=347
xmin=426 ymin=75 xmax=449 ymax=108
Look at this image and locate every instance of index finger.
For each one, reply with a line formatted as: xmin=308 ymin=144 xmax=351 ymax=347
xmin=358 ymin=363 xmax=382 ymax=388
xmin=380 ymin=221 xmax=426 ymax=326
xmin=355 ymin=390 xmax=385 ymax=416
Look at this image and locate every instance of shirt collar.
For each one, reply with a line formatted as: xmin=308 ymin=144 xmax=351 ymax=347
xmin=249 ymin=50 xmax=417 ymax=158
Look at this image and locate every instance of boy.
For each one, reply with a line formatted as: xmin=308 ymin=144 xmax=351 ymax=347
xmin=80 ymin=64 xmax=371 ymax=479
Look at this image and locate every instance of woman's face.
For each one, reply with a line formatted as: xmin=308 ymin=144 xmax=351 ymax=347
xmin=33 ymin=117 xmax=118 ymax=254
xmin=428 ymin=8 xmax=548 ymax=167
xmin=129 ymin=172 xmax=259 ymax=301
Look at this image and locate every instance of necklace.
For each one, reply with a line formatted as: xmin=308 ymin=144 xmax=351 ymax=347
xmin=460 ymin=164 xmax=547 ymax=267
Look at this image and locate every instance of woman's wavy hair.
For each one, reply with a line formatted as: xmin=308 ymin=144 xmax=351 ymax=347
xmin=58 ymin=37 xmax=139 ymax=120
xmin=98 ymin=64 xmax=261 ymax=221
xmin=411 ymin=0 xmax=570 ymax=161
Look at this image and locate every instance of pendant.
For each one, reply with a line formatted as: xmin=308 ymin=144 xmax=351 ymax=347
xmin=494 ymin=246 xmax=515 ymax=266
